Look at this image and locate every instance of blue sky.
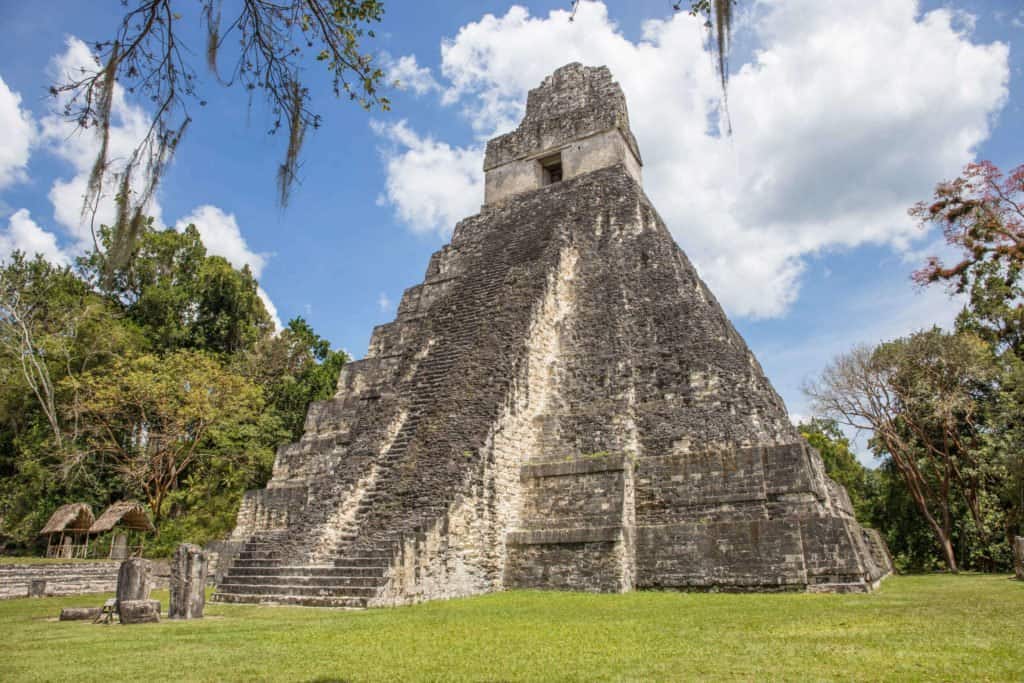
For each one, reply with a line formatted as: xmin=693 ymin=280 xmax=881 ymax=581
xmin=1 ymin=1 xmax=1022 ymax=463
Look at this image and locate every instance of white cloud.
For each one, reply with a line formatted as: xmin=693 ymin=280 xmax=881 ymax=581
xmin=370 ymin=119 xmax=484 ymax=237
xmin=0 ymin=209 xmax=69 ymax=265
xmin=383 ymin=53 xmax=441 ymax=96
xmin=377 ymin=291 xmax=393 ymax=312
xmin=257 ymin=287 xmax=282 ymax=331
xmin=40 ymin=37 xmax=164 ymax=249
xmin=174 ymin=204 xmax=280 ymax=330
xmin=0 ymin=76 xmax=36 ymax=190
xmin=376 ymin=0 xmax=1009 ymax=318
xmin=175 ymin=205 xmax=268 ymax=276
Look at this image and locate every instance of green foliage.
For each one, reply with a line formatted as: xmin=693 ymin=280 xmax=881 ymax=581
xmin=798 ymin=418 xmax=873 ymax=521
xmin=1 ymin=576 xmax=1022 ymax=681
xmin=79 ymin=223 xmax=272 ymax=353
xmin=235 ymin=317 xmax=348 ymax=440
xmin=806 ymin=327 xmax=1012 ymax=571
xmin=987 ymin=354 xmax=1024 ymax=541
xmin=0 ymin=221 xmax=344 ymax=556
xmin=0 ymin=253 xmax=140 ymax=549
xmin=193 ymin=258 xmax=273 ymax=354
xmin=866 ymin=461 xmax=947 ymax=573
xmin=907 ymin=161 xmax=1024 ymax=568
xmin=70 ymin=350 xmax=267 ymax=524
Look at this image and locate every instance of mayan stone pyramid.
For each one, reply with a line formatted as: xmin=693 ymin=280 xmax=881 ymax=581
xmin=213 ymin=63 xmax=891 ymax=608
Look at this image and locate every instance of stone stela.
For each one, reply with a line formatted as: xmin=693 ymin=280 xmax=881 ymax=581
xmin=213 ymin=63 xmax=891 ymax=609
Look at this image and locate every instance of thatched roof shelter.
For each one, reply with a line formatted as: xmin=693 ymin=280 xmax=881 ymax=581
xmin=89 ymin=500 xmax=155 ymax=534
xmin=39 ymin=503 xmax=95 ymax=536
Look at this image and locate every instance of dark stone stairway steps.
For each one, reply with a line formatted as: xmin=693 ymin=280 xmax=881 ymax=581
xmin=211 ymin=592 xmax=368 ymax=608
xmin=217 ymin=583 xmax=380 ymax=598
xmin=226 ymin=575 xmax=383 ymax=588
xmin=229 ymin=565 xmax=384 ymax=578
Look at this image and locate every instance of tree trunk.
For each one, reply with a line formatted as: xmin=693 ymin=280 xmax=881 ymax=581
xmin=938 ymin=534 xmax=958 ymax=573
xmin=886 ymin=440 xmax=959 ymax=573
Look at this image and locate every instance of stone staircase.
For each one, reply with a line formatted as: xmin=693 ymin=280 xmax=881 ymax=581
xmin=213 ymin=531 xmax=391 ymax=608
xmin=214 ymin=189 xmax=558 ymax=608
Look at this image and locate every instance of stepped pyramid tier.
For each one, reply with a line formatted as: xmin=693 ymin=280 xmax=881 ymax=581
xmin=213 ymin=63 xmax=890 ymax=608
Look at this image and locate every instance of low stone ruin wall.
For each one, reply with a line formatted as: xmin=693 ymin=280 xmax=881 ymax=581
xmin=0 ymin=560 xmax=169 ymax=599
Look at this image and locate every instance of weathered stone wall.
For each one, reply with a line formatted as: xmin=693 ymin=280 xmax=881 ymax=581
xmin=485 ymin=128 xmax=642 ymax=205
xmin=505 ymin=455 xmax=635 ymax=593
xmin=215 ymin=63 xmax=888 ymax=608
xmin=230 ymin=485 xmax=308 ymax=541
xmin=505 ymin=540 xmax=627 ymax=592
xmin=484 ymin=64 xmax=642 ymax=205
xmin=0 ymin=562 xmax=120 ymax=599
xmin=484 ymin=64 xmax=641 ymax=171
xmin=371 ymin=241 xmax=582 ymax=605
xmin=0 ymin=560 xmax=170 ymax=599
xmin=203 ymin=539 xmax=244 ymax=585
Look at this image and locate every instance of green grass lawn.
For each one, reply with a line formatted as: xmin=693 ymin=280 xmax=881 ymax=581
xmin=0 ymin=574 xmax=1020 ymax=681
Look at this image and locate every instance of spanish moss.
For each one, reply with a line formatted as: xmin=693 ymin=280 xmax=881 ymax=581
xmin=277 ymin=81 xmax=307 ymax=208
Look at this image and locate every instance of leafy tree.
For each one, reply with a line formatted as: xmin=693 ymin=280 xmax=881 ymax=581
xmin=67 ymin=349 xmax=265 ymax=525
xmin=236 ymin=317 xmax=347 ymax=439
xmin=193 ymin=256 xmax=273 ymax=354
xmin=53 ymin=0 xmax=390 ymax=265
xmin=987 ymin=355 xmax=1024 ymax=544
xmin=912 ymin=161 xmax=1024 ymax=355
xmin=148 ymin=396 xmax=286 ymax=555
xmin=0 ymin=223 xmax=345 ymax=554
xmin=80 ymin=219 xmax=204 ymax=349
xmin=805 ymin=329 xmax=999 ymax=572
xmin=913 ymin=160 xmax=1024 ymax=558
xmin=0 ymin=253 xmax=142 ymax=548
xmin=797 ymin=418 xmax=873 ymax=521
xmin=865 ymin=460 xmax=947 ymax=573
xmin=80 ymin=222 xmax=273 ymax=353
xmin=0 ymin=253 xmax=142 ymax=449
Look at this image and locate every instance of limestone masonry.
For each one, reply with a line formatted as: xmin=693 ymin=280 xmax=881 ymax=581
xmin=213 ymin=64 xmax=891 ymax=608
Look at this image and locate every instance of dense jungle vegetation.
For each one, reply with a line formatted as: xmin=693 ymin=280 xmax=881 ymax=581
xmin=0 ymin=221 xmax=346 ymax=556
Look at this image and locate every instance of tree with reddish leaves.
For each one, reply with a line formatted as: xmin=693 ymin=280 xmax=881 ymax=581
xmin=911 ymin=161 xmax=1024 ymax=355
xmin=912 ymin=160 xmax=1024 ymax=565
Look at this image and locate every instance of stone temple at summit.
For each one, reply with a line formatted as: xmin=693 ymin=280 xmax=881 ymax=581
xmin=213 ymin=63 xmax=891 ymax=608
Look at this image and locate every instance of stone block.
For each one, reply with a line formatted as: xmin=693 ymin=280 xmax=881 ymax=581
xmin=119 ymin=599 xmax=160 ymax=624
xmin=169 ymin=543 xmax=208 ymax=619
xmin=27 ymin=579 xmax=46 ymax=598
xmin=116 ymin=558 xmax=151 ymax=621
xmin=59 ymin=607 xmax=102 ymax=621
